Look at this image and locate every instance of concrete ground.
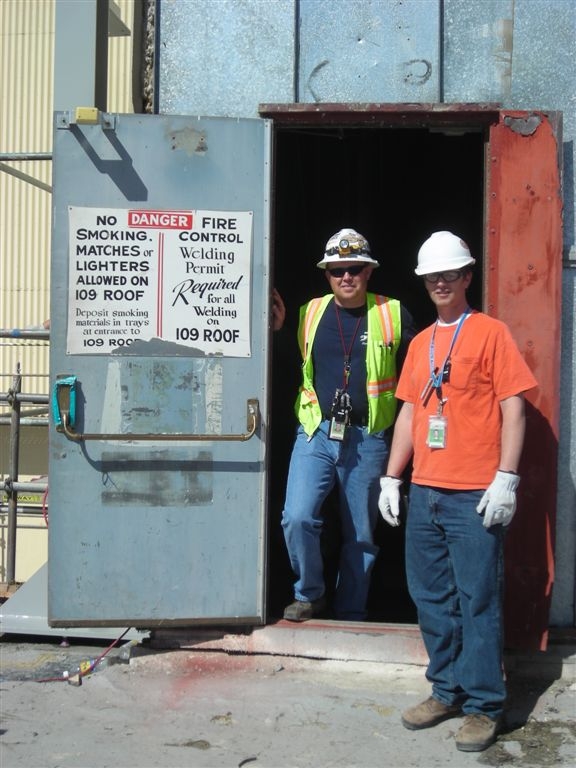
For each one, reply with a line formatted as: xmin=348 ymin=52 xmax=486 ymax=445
xmin=1 ymin=623 xmax=575 ymax=768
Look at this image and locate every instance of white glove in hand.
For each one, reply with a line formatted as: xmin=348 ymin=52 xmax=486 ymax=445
xmin=477 ymin=470 xmax=520 ymax=528
xmin=378 ymin=476 xmax=403 ymax=527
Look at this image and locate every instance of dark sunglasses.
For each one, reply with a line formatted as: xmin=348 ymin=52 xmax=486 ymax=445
xmin=327 ymin=265 xmax=366 ymax=278
xmin=423 ymin=270 xmax=464 ymax=283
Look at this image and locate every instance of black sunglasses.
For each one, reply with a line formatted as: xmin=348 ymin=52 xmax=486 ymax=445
xmin=423 ymin=270 xmax=465 ymax=283
xmin=327 ymin=265 xmax=366 ymax=277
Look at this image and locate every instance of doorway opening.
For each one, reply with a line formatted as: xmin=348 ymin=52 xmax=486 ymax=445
xmin=266 ymin=113 xmax=486 ymax=623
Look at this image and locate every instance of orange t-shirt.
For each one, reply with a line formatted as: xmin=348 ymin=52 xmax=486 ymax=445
xmin=395 ymin=311 xmax=538 ymax=489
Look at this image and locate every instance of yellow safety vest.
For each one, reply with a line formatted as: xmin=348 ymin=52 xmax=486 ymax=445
xmin=295 ymin=293 xmax=402 ymax=436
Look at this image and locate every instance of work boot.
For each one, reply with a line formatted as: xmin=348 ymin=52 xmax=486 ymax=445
xmin=283 ymin=596 xmax=326 ymax=622
xmin=455 ymin=714 xmax=499 ymax=752
xmin=401 ymin=696 xmax=461 ymax=730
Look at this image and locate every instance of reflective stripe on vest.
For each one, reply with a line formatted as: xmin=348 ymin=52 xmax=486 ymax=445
xmin=366 ymin=295 xmax=398 ymax=398
xmin=374 ymin=294 xmax=395 ymax=344
xmin=367 ymin=376 xmax=397 ymax=398
xmin=298 ymin=296 xmax=330 ymax=358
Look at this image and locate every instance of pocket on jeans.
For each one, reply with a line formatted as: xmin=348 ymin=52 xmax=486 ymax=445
xmin=369 ymin=428 xmax=392 ymax=441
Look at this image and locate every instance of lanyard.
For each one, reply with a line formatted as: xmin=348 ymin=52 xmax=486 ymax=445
xmin=421 ymin=308 xmax=469 ymax=406
xmin=335 ymin=304 xmax=363 ymax=390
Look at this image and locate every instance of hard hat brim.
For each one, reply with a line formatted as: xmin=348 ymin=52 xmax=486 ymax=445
xmin=414 ymin=256 xmax=475 ymax=276
xmin=317 ymin=255 xmax=380 ymax=269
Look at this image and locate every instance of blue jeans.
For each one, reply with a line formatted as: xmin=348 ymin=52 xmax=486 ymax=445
xmin=406 ymin=484 xmax=506 ymax=718
xmin=281 ymin=420 xmax=390 ymax=620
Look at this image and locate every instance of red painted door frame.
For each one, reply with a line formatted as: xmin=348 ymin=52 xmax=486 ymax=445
xmin=261 ymin=104 xmax=563 ymax=650
xmin=485 ymin=111 xmax=562 ymax=650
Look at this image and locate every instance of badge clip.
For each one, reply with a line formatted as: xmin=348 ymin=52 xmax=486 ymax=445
xmin=329 ymin=389 xmax=351 ymax=441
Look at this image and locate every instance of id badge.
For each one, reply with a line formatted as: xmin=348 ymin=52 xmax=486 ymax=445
xmin=427 ymin=415 xmax=447 ymax=448
xmin=329 ymin=417 xmax=347 ymax=441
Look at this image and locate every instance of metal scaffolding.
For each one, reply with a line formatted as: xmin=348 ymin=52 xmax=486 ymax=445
xmin=0 ymin=329 xmax=50 ymax=587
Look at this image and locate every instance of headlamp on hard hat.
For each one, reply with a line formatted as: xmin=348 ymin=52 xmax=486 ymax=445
xmin=325 ymin=236 xmax=370 ymax=258
xmin=318 ymin=228 xmax=380 ymax=269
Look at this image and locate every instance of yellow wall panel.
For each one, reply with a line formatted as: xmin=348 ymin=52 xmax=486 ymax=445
xmin=1 ymin=0 xmax=137 ymax=582
xmin=1 ymin=0 xmax=136 ymax=394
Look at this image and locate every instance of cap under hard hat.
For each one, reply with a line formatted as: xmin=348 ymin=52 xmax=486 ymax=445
xmin=317 ymin=228 xmax=380 ymax=269
xmin=415 ymin=231 xmax=476 ymax=275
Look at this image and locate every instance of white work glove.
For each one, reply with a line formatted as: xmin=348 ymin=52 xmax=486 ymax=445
xmin=476 ymin=471 xmax=520 ymax=528
xmin=378 ymin=476 xmax=403 ymax=527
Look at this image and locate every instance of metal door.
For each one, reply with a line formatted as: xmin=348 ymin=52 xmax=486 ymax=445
xmin=48 ymin=113 xmax=272 ymax=627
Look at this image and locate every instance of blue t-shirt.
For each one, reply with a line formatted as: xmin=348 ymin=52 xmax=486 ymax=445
xmin=312 ymin=298 xmax=368 ymax=421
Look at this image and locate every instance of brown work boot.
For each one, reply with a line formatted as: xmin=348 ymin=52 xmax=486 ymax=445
xmin=401 ymin=696 xmax=461 ymax=730
xmin=283 ymin=596 xmax=326 ymax=622
xmin=455 ymin=714 xmax=499 ymax=752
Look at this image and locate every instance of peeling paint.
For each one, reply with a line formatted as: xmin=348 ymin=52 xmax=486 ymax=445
xmin=111 ymin=337 xmax=206 ymax=356
xmin=205 ymin=360 xmax=223 ymax=435
xmin=504 ymin=114 xmax=542 ymax=136
xmin=99 ymin=449 xmax=214 ymax=507
xmin=168 ymin=126 xmax=208 ymax=156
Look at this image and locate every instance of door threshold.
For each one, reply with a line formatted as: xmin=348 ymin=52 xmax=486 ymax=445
xmin=150 ymin=620 xmax=428 ymax=666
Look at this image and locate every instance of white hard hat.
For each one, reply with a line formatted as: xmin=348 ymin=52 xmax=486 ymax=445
xmin=317 ymin=228 xmax=379 ymax=269
xmin=415 ymin=231 xmax=476 ymax=275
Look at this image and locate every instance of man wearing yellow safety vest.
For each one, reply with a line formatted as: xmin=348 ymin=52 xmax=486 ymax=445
xmin=281 ymin=228 xmax=416 ymax=621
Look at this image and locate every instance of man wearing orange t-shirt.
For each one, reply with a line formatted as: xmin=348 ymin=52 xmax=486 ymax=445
xmin=378 ymin=231 xmax=537 ymax=754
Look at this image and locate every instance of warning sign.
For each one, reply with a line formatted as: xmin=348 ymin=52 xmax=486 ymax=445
xmin=67 ymin=207 xmax=253 ymax=356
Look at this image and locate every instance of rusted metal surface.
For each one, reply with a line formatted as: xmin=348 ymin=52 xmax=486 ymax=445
xmin=259 ymin=101 xmax=502 ymax=127
xmin=485 ymin=110 xmax=563 ymax=651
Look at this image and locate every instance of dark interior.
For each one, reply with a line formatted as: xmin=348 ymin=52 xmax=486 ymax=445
xmin=268 ymin=123 xmax=485 ymax=622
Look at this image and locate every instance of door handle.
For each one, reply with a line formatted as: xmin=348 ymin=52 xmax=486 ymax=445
xmin=53 ymin=377 xmax=259 ymax=442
